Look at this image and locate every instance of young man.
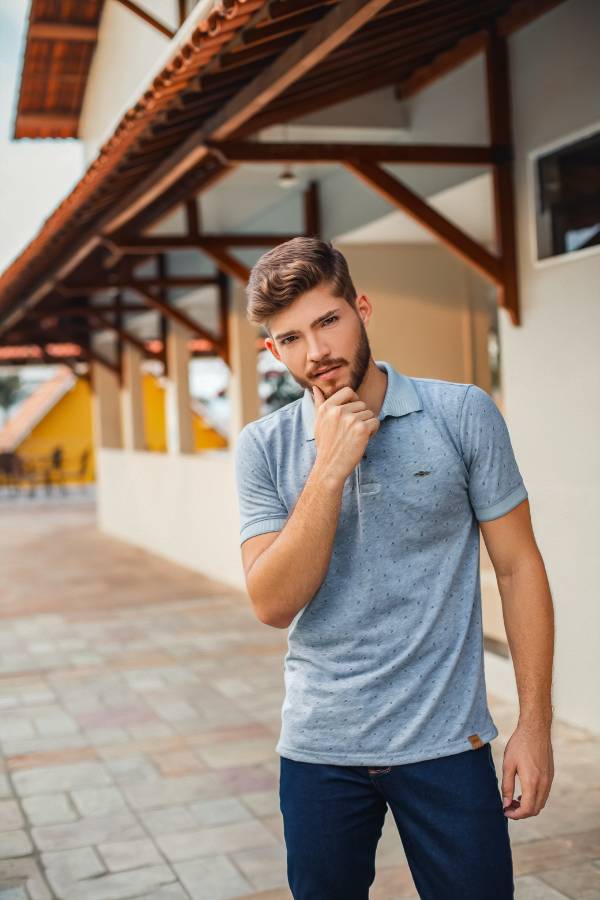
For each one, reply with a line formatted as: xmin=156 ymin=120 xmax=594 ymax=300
xmin=234 ymin=237 xmax=555 ymax=900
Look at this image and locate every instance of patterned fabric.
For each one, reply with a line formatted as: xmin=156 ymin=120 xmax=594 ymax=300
xmin=234 ymin=361 xmax=527 ymax=765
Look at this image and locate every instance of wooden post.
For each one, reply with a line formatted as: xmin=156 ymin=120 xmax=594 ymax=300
xmin=485 ymin=25 xmax=520 ymax=326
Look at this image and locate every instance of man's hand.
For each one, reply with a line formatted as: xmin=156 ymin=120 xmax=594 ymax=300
xmin=501 ymin=721 xmax=554 ymax=819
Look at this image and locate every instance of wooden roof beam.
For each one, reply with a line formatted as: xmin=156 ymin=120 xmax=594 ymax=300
xmin=211 ymin=140 xmax=507 ymax=166
xmin=59 ymin=276 xmax=219 ymax=295
xmin=112 ymin=0 xmax=175 ymax=39
xmin=87 ymin=310 xmax=162 ymax=358
xmin=130 ymin=286 xmax=222 ymax=348
xmin=344 ymin=159 xmax=503 ymax=285
xmin=110 ymin=234 xmax=299 ymax=253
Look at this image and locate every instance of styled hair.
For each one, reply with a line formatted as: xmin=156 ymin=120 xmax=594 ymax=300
xmin=245 ymin=236 xmax=357 ymax=336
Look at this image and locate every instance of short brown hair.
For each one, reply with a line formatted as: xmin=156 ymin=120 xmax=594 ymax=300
xmin=246 ymin=236 xmax=357 ymax=335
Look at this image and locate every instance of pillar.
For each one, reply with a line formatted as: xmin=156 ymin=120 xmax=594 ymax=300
xmin=228 ymin=280 xmax=260 ymax=446
xmin=91 ymin=361 xmax=122 ymax=449
xmin=164 ymin=321 xmax=194 ymax=455
xmin=120 ymin=343 xmax=145 ymax=451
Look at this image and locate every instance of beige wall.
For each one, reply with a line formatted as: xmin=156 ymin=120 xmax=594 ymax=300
xmin=338 ymin=242 xmax=495 ymax=390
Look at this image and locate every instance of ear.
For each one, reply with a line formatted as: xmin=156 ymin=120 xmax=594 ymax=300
xmin=264 ymin=337 xmax=280 ymax=361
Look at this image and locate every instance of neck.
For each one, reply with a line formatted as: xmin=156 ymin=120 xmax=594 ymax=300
xmin=356 ymin=359 xmax=387 ymax=418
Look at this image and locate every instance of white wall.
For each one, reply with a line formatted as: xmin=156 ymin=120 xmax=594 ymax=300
xmin=79 ymin=0 xmax=180 ymax=161
xmin=494 ymin=0 xmax=600 ymax=732
xmin=97 ymin=448 xmax=246 ymax=591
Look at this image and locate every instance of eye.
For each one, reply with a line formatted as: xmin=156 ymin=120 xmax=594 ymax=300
xmin=281 ymin=335 xmax=296 ymax=346
xmin=322 ymin=315 xmax=338 ymax=326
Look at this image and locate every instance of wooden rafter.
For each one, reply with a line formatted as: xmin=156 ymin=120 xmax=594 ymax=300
xmin=212 ymin=140 xmax=506 ymax=166
xmin=112 ymin=0 xmax=175 ymax=39
xmin=344 ymin=159 xmax=503 ymax=285
xmin=196 ymin=246 xmax=250 ymax=283
xmin=485 ymin=25 xmax=519 ymax=325
xmin=109 ymin=234 xmax=299 ymax=253
xmin=88 ymin=310 xmax=162 ymax=357
xmin=59 ymin=277 xmax=218 ymax=295
xmin=131 ymin=286 xmax=221 ymax=348
xmin=304 ymin=181 xmax=321 ymax=237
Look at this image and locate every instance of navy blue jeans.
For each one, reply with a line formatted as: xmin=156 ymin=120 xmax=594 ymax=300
xmin=279 ymin=743 xmax=514 ymax=899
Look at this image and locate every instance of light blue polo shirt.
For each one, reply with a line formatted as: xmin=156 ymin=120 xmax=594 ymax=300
xmin=234 ymin=360 xmax=528 ymax=766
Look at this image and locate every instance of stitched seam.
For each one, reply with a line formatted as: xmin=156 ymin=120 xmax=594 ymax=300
xmin=474 ymin=481 xmax=525 ymax=515
xmin=457 ymin=384 xmax=473 ymax=467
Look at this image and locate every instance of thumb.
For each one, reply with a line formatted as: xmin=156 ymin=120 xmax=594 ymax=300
xmin=312 ymin=384 xmax=325 ymax=407
xmin=502 ymin=760 xmax=516 ymax=810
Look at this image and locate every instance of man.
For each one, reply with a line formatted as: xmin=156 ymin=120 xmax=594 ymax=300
xmin=234 ymin=236 xmax=554 ymax=899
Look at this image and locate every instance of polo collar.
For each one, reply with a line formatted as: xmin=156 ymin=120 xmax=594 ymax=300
xmin=301 ymin=359 xmax=422 ymax=441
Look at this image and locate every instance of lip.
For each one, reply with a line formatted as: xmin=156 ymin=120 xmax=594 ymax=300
xmin=315 ymin=365 xmax=342 ymax=379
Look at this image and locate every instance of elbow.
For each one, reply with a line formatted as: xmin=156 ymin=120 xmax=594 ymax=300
xmin=247 ymin=587 xmax=291 ymax=629
xmin=261 ymin=613 xmax=291 ymax=629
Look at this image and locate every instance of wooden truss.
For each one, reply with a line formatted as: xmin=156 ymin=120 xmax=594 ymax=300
xmin=0 ymin=0 xmax=565 ymax=367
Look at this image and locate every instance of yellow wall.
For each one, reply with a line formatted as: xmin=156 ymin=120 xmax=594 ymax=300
xmin=18 ymin=378 xmax=95 ymax=482
xmin=143 ymin=373 xmax=227 ymax=452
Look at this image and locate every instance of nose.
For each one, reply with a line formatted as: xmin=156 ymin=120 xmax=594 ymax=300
xmin=306 ymin=333 xmax=331 ymax=363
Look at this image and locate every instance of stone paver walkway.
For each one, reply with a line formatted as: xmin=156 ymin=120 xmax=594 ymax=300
xmin=0 ymin=496 xmax=599 ymax=899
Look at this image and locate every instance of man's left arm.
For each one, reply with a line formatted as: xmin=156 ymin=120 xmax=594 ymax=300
xmin=480 ymin=498 xmax=555 ymax=820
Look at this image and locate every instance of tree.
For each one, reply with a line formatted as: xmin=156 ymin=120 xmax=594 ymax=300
xmin=0 ymin=374 xmax=24 ymax=427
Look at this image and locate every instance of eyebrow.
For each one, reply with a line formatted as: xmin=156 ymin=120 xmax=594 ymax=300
xmin=274 ymin=308 xmax=342 ymax=342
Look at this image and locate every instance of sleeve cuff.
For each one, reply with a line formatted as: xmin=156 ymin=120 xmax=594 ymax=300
xmin=240 ymin=517 xmax=288 ymax=545
xmin=474 ymin=483 xmax=528 ymax=522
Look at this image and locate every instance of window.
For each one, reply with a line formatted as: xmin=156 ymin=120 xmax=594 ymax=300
xmin=534 ymin=129 xmax=600 ymax=260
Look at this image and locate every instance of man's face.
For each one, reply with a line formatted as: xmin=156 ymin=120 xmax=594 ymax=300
xmin=264 ymin=283 xmax=373 ymax=399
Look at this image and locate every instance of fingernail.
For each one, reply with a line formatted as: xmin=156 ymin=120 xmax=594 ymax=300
xmin=502 ymin=797 xmax=510 ymax=809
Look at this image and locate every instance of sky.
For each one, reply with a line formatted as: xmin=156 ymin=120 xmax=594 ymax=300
xmin=0 ymin=0 xmax=84 ymax=272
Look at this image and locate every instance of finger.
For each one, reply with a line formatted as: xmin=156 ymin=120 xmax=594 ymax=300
xmin=312 ymin=385 xmax=325 ymax=407
xmin=509 ymin=784 xmax=537 ymax=819
xmin=501 ymin=760 xmax=516 ymax=811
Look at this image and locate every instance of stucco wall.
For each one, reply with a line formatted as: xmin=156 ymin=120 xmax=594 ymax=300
xmin=493 ymin=0 xmax=600 ymax=731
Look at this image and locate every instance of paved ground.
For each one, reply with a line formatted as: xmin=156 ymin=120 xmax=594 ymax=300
xmin=0 ymin=493 xmax=598 ymax=899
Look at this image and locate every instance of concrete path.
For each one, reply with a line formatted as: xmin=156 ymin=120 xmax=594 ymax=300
xmin=0 ymin=496 xmax=598 ymax=899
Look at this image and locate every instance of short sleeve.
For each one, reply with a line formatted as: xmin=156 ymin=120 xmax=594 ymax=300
xmin=459 ymin=385 xmax=528 ymax=522
xmin=234 ymin=424 xmax=289 ymax=545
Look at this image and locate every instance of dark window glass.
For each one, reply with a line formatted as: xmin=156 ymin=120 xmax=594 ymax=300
xmin=536 ymin=131 xmax=600 ymax=259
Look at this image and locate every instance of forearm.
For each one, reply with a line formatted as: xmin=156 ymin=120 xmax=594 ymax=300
xmin=247 ymin=463 xmax=345 ymax=628
xmin=497 ymin=551 xmax=555 ymax=726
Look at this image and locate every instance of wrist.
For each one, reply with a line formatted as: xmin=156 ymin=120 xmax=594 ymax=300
xmin=518 ymin=705 xmax=553 ymax=730
xmin=311 ymin=460 xmax=346 ymax=493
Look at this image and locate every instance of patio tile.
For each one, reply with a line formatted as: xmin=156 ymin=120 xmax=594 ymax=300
xmin=515 ymin=875 xmax=570 ymax=899
xmin=69 ymin=785 xmax=127 ymax=817
xmin=156 ymin=819 xmax=278 ymax=863
xmin=539 ymin=863 xmax=600 ymax=899
xmin=173 ymin=856 xmax=253 ymax=900
xmin=41 ymin=846 xmax=105 ymax=895
xmin=0 ymin=799 xmax=25 ymax=831
xmin=0 ymin=829 xmax=33 ymax=858
xmin=31 ymin=810 xmax=145 ymax=852
xmin=54 ymin=865 xmax=177 ymax=900
xmin=230 ymin=844 xmax=289 ymax=891
xmin=97 ymin=838 xmax=164 ymax=872
xmin=188 ymin=796 xmax=253 ymax=827
xmin=11 ymin=761 xmax=111 ymax=797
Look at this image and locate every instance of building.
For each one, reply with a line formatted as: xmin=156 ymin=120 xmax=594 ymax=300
xmin=0 ymin=0 xmax=598 ymax=732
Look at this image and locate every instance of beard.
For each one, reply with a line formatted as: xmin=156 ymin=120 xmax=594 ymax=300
xmin=288 ymin=312 xmax=372 ymax=398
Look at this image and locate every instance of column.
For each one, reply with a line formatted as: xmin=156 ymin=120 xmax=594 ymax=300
xmin=91 ymin=361 xmax=122 ymax=449
xmin=120 ymin=343 xmax=145 ymax=451
xmin=228 ymin=280 xmax=260 ymax=446
xmin=164 ymin=321 xmax=194 ymax=455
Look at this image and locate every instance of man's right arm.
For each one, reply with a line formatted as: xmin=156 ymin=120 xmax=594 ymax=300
xmin=243 ymin=462 xmax=345 ymax=628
